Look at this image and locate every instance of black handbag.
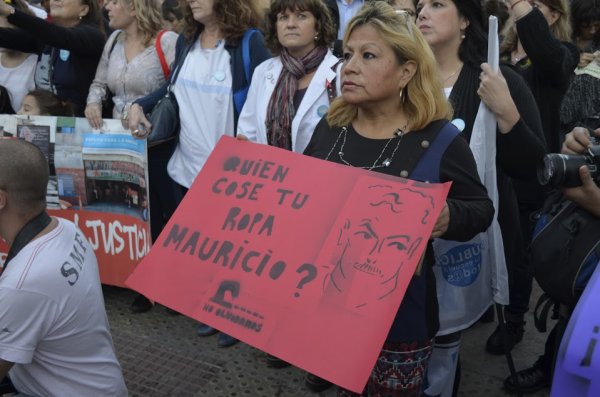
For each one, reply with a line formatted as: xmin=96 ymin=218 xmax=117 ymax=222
xmin=147 ymin=41 xmax=193 ymax=146
xmin=147 ymin=90 xmax=179 ymax=146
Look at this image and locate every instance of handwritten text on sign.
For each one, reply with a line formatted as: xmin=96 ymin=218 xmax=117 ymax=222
xmin=127 ymin=137 xmax=450 ymax=393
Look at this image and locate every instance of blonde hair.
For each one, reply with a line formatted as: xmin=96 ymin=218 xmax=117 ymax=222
xmin=327 ymin=2 xmax=452 ymax=130
xmin=122 ymin=0 xmax=164 ymax=46
xmin=501 ymin=0 xmax=572 ymax=54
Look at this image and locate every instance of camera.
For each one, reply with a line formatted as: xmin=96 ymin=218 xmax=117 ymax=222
xmin=538 ymin=136 xmax=600 ymax=188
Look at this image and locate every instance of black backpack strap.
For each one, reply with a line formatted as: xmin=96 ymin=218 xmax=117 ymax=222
xmin=533 ymin=293 xmax=557 ymax=332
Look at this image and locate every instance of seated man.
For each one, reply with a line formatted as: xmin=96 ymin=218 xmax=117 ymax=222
xmin=0 ymin=139 xmax=127 ymax=396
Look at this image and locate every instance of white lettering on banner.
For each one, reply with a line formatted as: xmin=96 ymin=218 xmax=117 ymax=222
xmin=73 ymin=213 xmax=150 ymax=260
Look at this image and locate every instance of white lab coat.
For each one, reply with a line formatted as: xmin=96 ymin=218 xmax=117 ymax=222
xmin=237 ymin=50 xmax=340 ymax=153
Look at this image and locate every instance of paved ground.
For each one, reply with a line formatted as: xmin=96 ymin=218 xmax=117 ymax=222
xmin=105 ymin=285 xmax=552 ymax=397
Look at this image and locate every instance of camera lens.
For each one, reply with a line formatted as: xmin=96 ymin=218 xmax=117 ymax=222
xmin=538 ymin=154 xmax=589 ymax=187
xmin=538 ymin=154 xmax=565 ymax=186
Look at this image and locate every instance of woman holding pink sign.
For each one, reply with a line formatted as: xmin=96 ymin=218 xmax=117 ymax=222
xmin=303 ymin=3 xmax=493 ymax=395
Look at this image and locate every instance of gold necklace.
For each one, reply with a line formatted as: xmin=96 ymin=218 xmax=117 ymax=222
xmin=443 ymin=65 xmax=463 ymax=83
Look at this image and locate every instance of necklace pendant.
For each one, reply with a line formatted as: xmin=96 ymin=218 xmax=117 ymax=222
xmin=383 ymin=158 xmax=391 ymax=167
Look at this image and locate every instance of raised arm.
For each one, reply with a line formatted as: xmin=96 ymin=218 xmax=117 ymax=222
xmin=0 ymin=25 xmax=41 ymax=53
xmin=512 ymin=6 xmax=578 ymax=86
xmin=6 ymin=9 xmax=105 ymax=58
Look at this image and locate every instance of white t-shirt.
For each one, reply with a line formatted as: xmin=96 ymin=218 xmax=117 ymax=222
xmin=168 ymin=40 xmax=234 ymax=188
xmin=0 ymin=218 xmax=127 ymax=397
xmin=0 ymin=53 xmax=37 ymax=111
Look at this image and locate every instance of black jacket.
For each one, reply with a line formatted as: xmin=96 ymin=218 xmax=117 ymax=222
xmin=305 ymin=118 xmax=494 ymax=342
xmin=0 ymin=10 xmax=105 ymax=116
xmin=449 ymin=63 xmax=546 ymax=279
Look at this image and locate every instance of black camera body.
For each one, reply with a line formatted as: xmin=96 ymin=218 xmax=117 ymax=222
xmin=538 ymin=137 xmax=600 ymax=188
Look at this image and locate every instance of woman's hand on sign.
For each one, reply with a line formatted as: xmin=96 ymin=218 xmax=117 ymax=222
xmin=84 ymin=103 xmax=103 ymax=130
xmin=128 ymin=104 xmax=152 ymax=139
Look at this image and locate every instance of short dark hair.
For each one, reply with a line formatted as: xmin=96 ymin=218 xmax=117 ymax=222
xmin=571 ymin=0 xmax=600 ymax=44
xmin=264 ymin=0 xmax=336 ymax=55
xmin=0 ymin=139 xmax=48 ymax=215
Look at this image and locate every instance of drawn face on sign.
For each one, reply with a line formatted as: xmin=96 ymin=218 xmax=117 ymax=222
xmin=327 ymin=185 xmax=433 ymax=308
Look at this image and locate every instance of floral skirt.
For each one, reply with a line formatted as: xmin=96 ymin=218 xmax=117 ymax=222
xmin=338 ymin=339 xmax=433 ymax=397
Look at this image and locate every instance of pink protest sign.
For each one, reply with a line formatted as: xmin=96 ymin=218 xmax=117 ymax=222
xmin=126 ymin=136 xmax=450 ymax=392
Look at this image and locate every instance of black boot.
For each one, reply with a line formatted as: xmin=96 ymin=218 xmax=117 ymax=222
xmin=305 ymin=373 xmax=332 ymax=392
xmin=503 ymin=358 xmax=551 ymax=393
xmin=130 ymin=294 xmax=153 ymax=313
xmin=265 ymin=354 xmax=291 ymax=368
xmin=485 ymin=320 xmax=525 ymax=355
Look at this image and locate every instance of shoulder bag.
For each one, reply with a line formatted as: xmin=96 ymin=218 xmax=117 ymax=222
xmin=146 ymin=37 xmax=192 ymax=146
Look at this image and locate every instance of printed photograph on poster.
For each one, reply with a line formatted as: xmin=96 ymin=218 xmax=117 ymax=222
xmin=1 ymin=115 xmax=151 ymax=287
xmin=80 ymin=132 xmax=148 ymax=222
xmin=47 ymin=177 xmax=61 ymax=210
xmin=53 ymin=118 xmax=148 ymax=221
xmin=54 ymin=121 xmax=86 ymax=209
xmin=0 ymin=126 xmax=12 ymax=137
xmin=17 ymin=124 xmax=51 ymax=161
xmin=13 ymin=116 xmax=58 ymax=175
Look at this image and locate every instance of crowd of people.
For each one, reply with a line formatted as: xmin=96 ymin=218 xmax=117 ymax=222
xmin=0 ymin=0 xmax=598 ymax=395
